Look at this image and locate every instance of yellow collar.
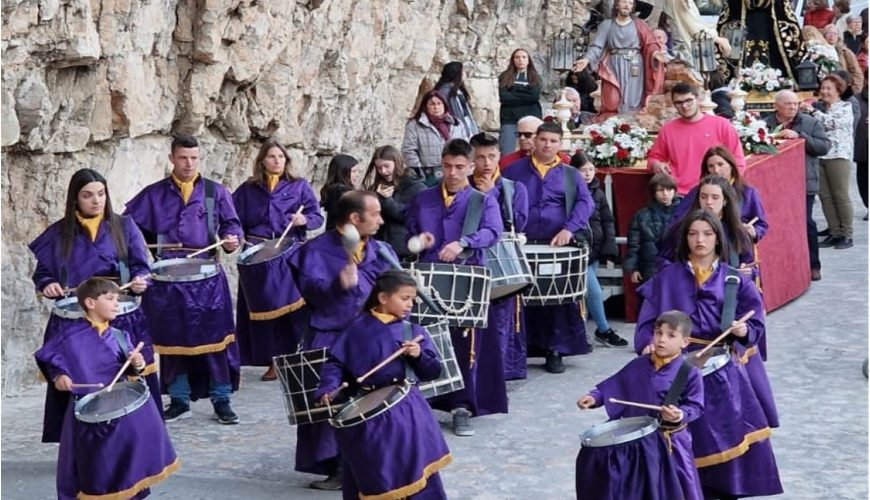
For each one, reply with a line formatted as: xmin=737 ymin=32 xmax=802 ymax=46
xmin=266 ymin=173 xmax=281 ymax=192
xmin=651 ymin=352 xmax=681 ymax=371
xmin=689 ymin=258 xmax=716 ymax=287
xmin=171 ymin=172 xmax=199 ymax=204
xmin=370 ymin=309 xmax=399 ymax=324
xmin=75 ymin=212 xmax=103 ymax=242
xmin=85 ymin=316 xmax=110 ymax=336
xmin=531 ymin=155 xmax=560 ymax=178
xmin=473 ymin=169 xmax=500 ymax=187
xmin=440 ymin=182 xmax=468 ymax=208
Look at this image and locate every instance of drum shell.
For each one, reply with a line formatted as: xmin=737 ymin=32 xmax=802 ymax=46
xmin=237 ymin=238 xmax=303 ymax=319
xmin=329 ymin=383 xmax=410 ymax=429
xmin=74 ymin=380 xmax=150 ymax=424
xmin=484 ymin=235 xmax=534 ymax=301
xmin=417 ymin=321 xmax=464 ymax=399
xmin=523 ymin=244 xmax=589 ymax=306
xmin=274 ymin=348 xmax=343 ymax=426
xmin=404 ymin=262 xmax=491 ymax=328
xmin=579 ymin=415 xmax=659 ymax=448
xmin=51 ymin=294 xmax=140 ymax=320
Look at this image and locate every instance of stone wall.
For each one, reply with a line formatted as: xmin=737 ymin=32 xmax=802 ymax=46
xmin=1 ymin=0 xmax=592 ymax=394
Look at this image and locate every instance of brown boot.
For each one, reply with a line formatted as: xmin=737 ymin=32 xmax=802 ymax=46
xmin=260 ymin=365 xmax=277 ymax=381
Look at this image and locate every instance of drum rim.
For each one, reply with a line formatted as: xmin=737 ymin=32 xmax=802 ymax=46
xmin=330 ymin=383 xmax=410 ymax=428
xmin=52 ymin=294 xmax=141 ymax=320
xmin=237 ymin=238 xmax=296 ymax=266
xmin=523 ymin=244 xmax=587 ymax=255
xmin=73 ymin=380 xmax=150 ymax=424
xmin=579 ymin=415 xmax=659 ymax=447
xmin=692 ymin=348 xmax=732 ymax=377
xmin=150 ymin=257 xmax=219 ymax=282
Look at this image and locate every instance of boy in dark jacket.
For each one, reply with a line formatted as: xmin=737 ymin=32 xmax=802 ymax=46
xmin=571 ymin=152 xmax=628 ymax=347
xmin=624 ymin=173 xmax=681 ymax=283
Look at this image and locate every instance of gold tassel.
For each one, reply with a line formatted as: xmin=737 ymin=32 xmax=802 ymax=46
xmin=514 ymin=295 xmax=521 ymax=333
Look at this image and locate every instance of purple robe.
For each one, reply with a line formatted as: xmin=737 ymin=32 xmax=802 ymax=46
xmin=672 ymin=184 xmax=769 ymax=242
xmin=315 ymin=313 xmax=450 ymax=500
xmin=124 ymin=175 xmax=243 ymax=401
xmin=502 ymin=158 xmax=595 ymax=358
xmin=289 ymin=231 xmax=398 ymax=475
xmin=406 ymin=183 xmax=503 ymax=415
xmin=35 ymin=320 xmax=178 ymax=500
xmin=634 ymin=262 xmax=783 ymax=497
xmin=28 ymin=216 xmax=161 ymax=442
xmin=503 ymin=296 xmax=528 ymax=380
xmin=586 ymin=356 xmax=705 ymax=500
xmin=232 ymin=178 xmax=322 ymax=366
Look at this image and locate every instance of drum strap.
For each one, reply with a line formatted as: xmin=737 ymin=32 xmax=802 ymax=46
xmin=563 ymin=165 xmax=577 ymax=221
xmin=461 ymin=190 xmax=486 ymax=238
xmin=500 ymin=178 xmax=515 ymax=232
xmin=662 ymin=359 xmax=692 ymax=407
xmin=401 ymin=321 xmax=418 ymax=384
xmin=109 ymin=327 xmax=130 ymax=357
xmin=204 ymin=178 xmax=217 ymax=246
xmin=720 ymin=267 xmax=741 ymax=332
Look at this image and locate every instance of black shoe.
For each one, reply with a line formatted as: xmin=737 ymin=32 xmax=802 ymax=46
xmin=213 ymin=401 xmax=239 ymax=425
xmin=818 ymin=228 xmax=831 ymax=237
xmin=864 ymin=213 xmax=869 ymax=221
xmin=818 ymin=235 xmax=840 ymax=248
xmin=834 ymin=238 xmax=854 ymax=249
xmin=309 ymin=473 xmax=343 ymax=490
xmin=545 ymin=352 xmax=565 ymax=374
xmin=594 ymin=328 xmax=629 ymax=347
xmin=163 ymin=401 xmax=191 ymax=422
xmin=811 ymin=269 xmax=822 ymax=281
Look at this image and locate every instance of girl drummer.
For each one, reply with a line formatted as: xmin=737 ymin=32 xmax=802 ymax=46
xmin=232 ymin=140 xmax=324 ymax=381
xmin=315 ymin=270 xmax=452 ymax=499
xmin=28 ymin=168 xmax=159 ymax=443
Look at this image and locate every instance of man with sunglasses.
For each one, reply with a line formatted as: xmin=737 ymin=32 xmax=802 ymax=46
xmin=499 ymin=116 xmax=570 ymax=170
xmin=647 ymin=82 xmax=746 ymax=195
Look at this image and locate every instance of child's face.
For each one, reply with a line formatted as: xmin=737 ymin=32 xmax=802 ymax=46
xmin=378 ymin=285 xmax=417 ymax=318
xmin=85 ymin=292 xmax=119 ymax=322
xmin=655 ymin=186 xmax=675 ymax=206
xmin=578 ymin=162 xmax=596 ymax=184
xmin=653 ymin=323 xmax=690 ymax=358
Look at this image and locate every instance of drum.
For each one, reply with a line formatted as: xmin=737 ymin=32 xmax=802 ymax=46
xmin=237 ymin=238 xmax=303 ymax=320
xmin=579 ymin=416 xmax=660 ymax=447
xmin=274 ymin=348 xmax=344 ymax=426
xmin=52 ymin=294 xmax=141 ymax=320
xmin=404 ymin=262 xmax=491 ymax=328
xmin=74 ymin=380 xmax=150 ymax=424
xmin=484 ymin=234 xmax=534 ymax=300
xmin=417 ymin=321 xmax=464 ymax=399
xmin=329 ymin=383 xmax=410 ymax=429
xmin=687 ymin=346 xmax=732 ymax=377
xmin=150 ymin=258 xmax=218 ymax=283
xmin=523 ymin=244 xmax=589 ymax=306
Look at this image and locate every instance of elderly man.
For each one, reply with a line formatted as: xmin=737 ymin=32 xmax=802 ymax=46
xmin=844 ymin=14 xmax=864 ymax=54
xmin=499 ymin=116 xmax=570 ymax=170
xmin=765 ymin=90 xmax=832 ymax=281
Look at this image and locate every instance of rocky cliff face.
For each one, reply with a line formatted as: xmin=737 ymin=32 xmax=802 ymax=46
xmin=1 ymin=0 xmax=591 ymax=393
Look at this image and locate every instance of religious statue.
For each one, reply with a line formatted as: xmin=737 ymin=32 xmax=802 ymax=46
xmin=573 ymin=0 xmax=665 ymax=117
xmin=659 ymin=0 xmax=733 ymax=82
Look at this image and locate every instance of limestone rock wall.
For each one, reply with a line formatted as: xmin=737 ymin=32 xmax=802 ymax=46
xmin=1 ymin=0 xmax=587 ymax=394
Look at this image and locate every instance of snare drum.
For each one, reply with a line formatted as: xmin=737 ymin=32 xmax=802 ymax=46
xmin=52 ymin=294 xmax=141 ymax=320
xmin=237 ymin=238 xmax=303 ymax=320
xmin=150 ymin=258 xmax=218 ymax=282
xmin=523 ymin=244 xmax=589 ymax=306
xmin=329 ymin=383 xmax=410 ymax=429
xmin=74 ymin=380 xmax=150 ymax=424
xmin=417 ymin=321 xmax=464 ymax=399
xmin=274 ymin=349 xmax=345 ymax=426
xmin=484 ymin=234 xmax=533 ymax=300
xmin=579 ymin=415 xmax=659 ymax=448
xmin=687 ymin=346 xmax=732 ymax=377
xmin=404 ymin=262 xmax=491 ymax=328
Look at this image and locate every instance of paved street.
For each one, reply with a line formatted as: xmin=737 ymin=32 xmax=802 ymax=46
xmin=2 ymin=196 xmax=867 ymax=500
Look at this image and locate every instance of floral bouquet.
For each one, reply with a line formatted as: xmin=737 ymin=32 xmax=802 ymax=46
xmin=735 ymin=62 xmax=793 ymax=94
xmin=803 ymin=43 xmax=840 ymax=78
xmin=575 ymin=117 xmax=652 ymax=168
xmin=731 ymin=110 xmax=778 ymax=155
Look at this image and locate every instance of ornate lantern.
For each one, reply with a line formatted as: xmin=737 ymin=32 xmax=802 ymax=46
xmin=720 ymin=21 xmax=746 ymax=62
xmin=550 ymin=30 xmax=576 ymax=71
xmin=795 ymin=60 xmax=820 ymax=91
xmin=691 ymin=32 xmax=718 ymax=74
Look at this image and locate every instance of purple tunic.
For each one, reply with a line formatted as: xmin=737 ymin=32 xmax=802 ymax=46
xmin=289 ymin=231 xmax=398 ymax=475
xmin=406 ymin=184 xmax=503 ymax=414
xmin=585 ymin=356 xmax=705 ymax=500
xmin=232 ymin=178 xmax=322 ymax=366
xmin=28 ymin=216 xmax=161 ymax=442
xmin=35 ymin=320 xmax=178 ymax=500
xmin=634 ymin=262 xmax=783 ymax=497
xmin=315 ymin=313 xmax=450 ymax=500
xmin=124 ymin=175 xmax=243 ymax=401
xmin=671 ymin=184 xmax=769 ymax=242
xmin=502 ymin=158 xmax=595 ymax=358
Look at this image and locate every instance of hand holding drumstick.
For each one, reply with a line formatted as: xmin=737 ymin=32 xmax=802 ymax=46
xmin=742 ymin=216 xmax=759 ymax=240
xmin=356 ymin=335 xmax=424 ymax=384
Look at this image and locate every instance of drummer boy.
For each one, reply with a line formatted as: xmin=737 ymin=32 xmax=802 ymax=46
xmin=576 ymin=310 xmax=704 ymax=500
xmin=35 ymin=277 xmax=179 ymax=499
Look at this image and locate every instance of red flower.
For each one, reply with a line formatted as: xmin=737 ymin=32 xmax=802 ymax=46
xmin=757 ymin=128 xmax=766 ymax=141
xmin=589 ymin=130 xmax=600 ymax=139
xmin=543 ymin=116 xmax=555 ymax=123
xmin=616 ymin=148 xmax=629 ymax=160
xmin=618 ymin=123 xmax=632 ymax=133
xmin=592 ymin=136 xmax=606 ymax=145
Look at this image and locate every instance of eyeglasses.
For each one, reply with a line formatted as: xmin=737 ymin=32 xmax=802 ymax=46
xmin=672 ymin=97 xmax=696 ymax=107
xmin=515 ymin=132 xmax=534 ymax=138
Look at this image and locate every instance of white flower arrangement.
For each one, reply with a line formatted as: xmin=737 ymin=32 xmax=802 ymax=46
xmin=736 ymin=62 xmax=793 ymax=94
xmin=731 ymin=110 xmax=778 ymax=155
xmin=575 ymin=118 xmax=652 ymax=168
xmin=803 ymin=42 xmax=841 ymax=78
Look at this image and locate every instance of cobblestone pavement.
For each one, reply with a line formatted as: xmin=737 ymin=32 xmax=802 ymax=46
xmin=3 ymin=194 xmax=867 ymax=500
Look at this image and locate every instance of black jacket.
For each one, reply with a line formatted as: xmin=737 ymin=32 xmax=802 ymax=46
xmin=321 ymin=184 xmax=353 ymax=231
xmin=498 ymin=74 xmax=543 ymax=125
xmin=374 ymin=176 xmax=426 ymax=258
xmin=624 ymin=198 xmax=681 ymax=280
xmin=586 ymin=178 xmax=618 ymax=263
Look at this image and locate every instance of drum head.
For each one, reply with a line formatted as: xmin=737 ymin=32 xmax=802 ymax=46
xmin=687 ymin=346 xmax=731 ymax=376
xmin=238 ymin=238 xmax=296 ymax=265
xmin=74 ymin=381 xmax=149 ymax=424
xmin=331 ymin=384 xmax=408 ymax=428
xmin=580 ymin=416 xmax=659 ymax=447
xmin=151 ymin=258 xmax=218 ymax=282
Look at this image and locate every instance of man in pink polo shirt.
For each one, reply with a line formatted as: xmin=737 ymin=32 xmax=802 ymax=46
xmin=647 ymin=82 xmax=745 ymax=194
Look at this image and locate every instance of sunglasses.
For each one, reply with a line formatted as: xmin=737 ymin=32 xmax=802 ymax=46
xmin=515 ymin=132 xmax=535 ymax=138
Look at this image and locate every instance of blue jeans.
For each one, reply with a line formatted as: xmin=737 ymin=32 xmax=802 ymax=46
xmin=499 ymin=124 xmax=518 ymax=155
xmin=585 ymin=261 xmax=610 ymax=333
xmin=168 ymin=373 xmax=232 ymax=406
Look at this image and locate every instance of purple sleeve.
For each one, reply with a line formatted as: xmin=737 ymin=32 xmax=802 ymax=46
xmin=314 ymin=358 xmax=345 ymax=399
xmin=588 ymin=388 xmax=604 ymax=407
xmin=464 ymin=194 xmax=503 ymax=249
xmin=734 ymin=276 xmax=766 ymax=347
xmin=512 ymin=182 xmax=529 ymax=233
xmin=564 ymin=171 xmax=594 ymax=233
xmin=300 ymin=181 xmax=325 ymax=232
xmin=34 ymin=343 xmax=69 ymax=383
xmin=32 ymin=260 xmax=57 ymax=292
xmin=408 ymin=324 xmax=443 ymax=381
xmin=678 ymin=368 xmax=704 ymax=424
xmin=633 ymin=282 xmax=659 ymax=354
xmin=744 ymin=187 xmax=768 ymax=241
xmin=216 ymin=187 xmax=244 ymax=240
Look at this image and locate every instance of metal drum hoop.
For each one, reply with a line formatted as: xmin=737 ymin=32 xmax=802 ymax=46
xmin=579 ymin=415 xmax=660 ymax=448
xmin=329 ymin=383 xmax=410 ymax=429
xmin=237 ymin=238 xmax=296 ymax=266
xmin=52 ymin=294 xmax=141 ymax=320
xmin=74 ymin=380 xmax=150 ymax=424
xmin=150 ymin=258 xmax=219 ymax=283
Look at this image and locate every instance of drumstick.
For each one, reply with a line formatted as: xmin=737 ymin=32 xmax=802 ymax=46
xmin=185 ymin=239 xmax=231 ymax=259
xmin=694 ymin=310 xmax=756 ymax=359
xmin=608 ymin=397 xmax=663 ymax=412
xmin=118 ymin=274 xmax=152 ymax=291
xmin=356 ymin=335 xmax=424 ymax=384
xmin=741 ymin=260 xmax=761 ymax=268
xmin=326 ymin=382 xmax=349 ymax=401
xmin=106 ymin=341 xmax=145 ymax=392
xmin=70 ymin=383 xmax=104 ymax=389
xmin=275 ymin=205 xmax=305 ymax=249
xmin=37 ymin=287 xmax=76 ymax=298
xmin=746 ymin=217 xmax=759 ymax=226
xmin=145 ymin=243 xmax=182 ymax=249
